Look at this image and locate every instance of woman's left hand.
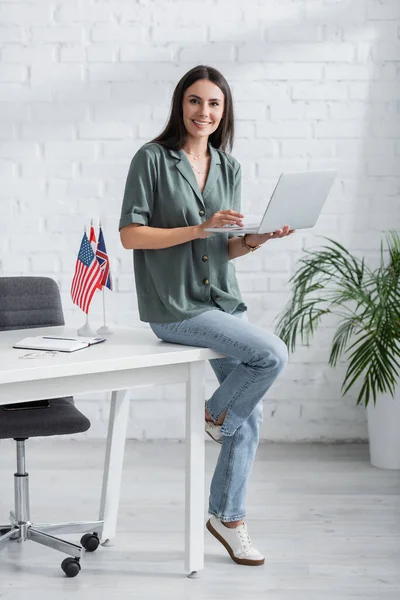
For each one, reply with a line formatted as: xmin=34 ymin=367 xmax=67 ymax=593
xmin=245 ymin=225 xmax=295 ymax=247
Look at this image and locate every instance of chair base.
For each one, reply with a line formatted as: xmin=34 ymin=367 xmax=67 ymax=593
xmin=0 ymin=514 xmax=103 ymax=576
xmin=0 ymin=439 xmax=103 ymax=576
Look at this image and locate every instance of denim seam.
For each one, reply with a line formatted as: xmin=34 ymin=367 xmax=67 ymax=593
xmin=219 ymin=369 xmax=260 ymax=435
xmin=209 ymin=366 xmax=256 ymax=423
xmin=209 ymin=358 xmax=228 ymax=385
xmin=217 ymin=431 xmax=238 ymax=518
xmin=171 ymin=324 xmax=260 ymax=365
xmin=208 ymin=511 xmax=246 ymax=522
xmin=214 ymin=379 xmax=250 ymax=423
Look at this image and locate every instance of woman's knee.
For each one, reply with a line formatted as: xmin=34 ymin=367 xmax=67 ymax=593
xmin=256 ymin=336 xmax=288 ymax=373
xmin=275 ymin=337 xmax=289 ymax=368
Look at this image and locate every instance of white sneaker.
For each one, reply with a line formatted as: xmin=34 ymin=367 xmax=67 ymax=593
xmin=206 ymin=515 xmax=265 ymax=566
xmin=205 ymin=420 xmax=222 ymax=444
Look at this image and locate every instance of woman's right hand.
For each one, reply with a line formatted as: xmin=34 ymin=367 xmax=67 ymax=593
xmin=196 ymin=210 xmax=244 ymax=239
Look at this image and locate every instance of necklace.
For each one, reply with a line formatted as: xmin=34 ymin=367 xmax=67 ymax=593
xmin=189 ymin=161 xmax=209 ymax=175
xmin=183 ymin=147 xmax=210 ymax=175
xmin=183 ymin=147 xmax=208 ymax=161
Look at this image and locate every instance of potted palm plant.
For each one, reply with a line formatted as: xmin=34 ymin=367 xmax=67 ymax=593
xmin=275 ymin=230 xmax=400 ymax=469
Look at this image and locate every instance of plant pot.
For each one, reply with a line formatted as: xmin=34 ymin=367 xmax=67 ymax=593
xmin=366 ymin=391 xmax=400 ymax=470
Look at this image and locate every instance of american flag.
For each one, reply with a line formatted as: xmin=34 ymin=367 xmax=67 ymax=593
xmin=96 ymin=226 xmax=113 ymax=290
xmin=71 ymin=232 xmax=103 ymax=314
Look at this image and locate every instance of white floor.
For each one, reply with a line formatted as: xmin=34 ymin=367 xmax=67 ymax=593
xmin=0 ymin=440 xmax=399 ymax=600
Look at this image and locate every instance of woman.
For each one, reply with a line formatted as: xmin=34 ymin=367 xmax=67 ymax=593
xmin=119 ymin=65 xmax=294 ymax=567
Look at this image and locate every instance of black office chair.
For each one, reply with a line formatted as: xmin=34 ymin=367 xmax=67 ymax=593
xmin=0 ymin=277 xmax=103 ymax=577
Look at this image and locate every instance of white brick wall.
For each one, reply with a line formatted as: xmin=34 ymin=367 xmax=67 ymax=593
xmin=1 ymin=0 xmax=399 ymax=441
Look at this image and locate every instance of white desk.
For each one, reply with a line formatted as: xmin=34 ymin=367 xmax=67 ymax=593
xmin=0 ymin=326 xmax=222 ymax=576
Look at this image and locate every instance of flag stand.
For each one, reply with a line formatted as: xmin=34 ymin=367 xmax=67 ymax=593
xmin=77 ymin=314 xmax=96 ymax=337
xmin=72 ymin=222 xmax=112 ymax=337
xmin=97 ymin=287 xmax=113 ymax=335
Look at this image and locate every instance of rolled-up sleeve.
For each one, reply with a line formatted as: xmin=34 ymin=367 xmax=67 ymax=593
xmin=119 ymin=146 xmax=157 ymax=230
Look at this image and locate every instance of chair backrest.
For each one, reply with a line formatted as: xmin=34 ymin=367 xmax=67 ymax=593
xmin=0 ymin=277 xmax=64 ymax=331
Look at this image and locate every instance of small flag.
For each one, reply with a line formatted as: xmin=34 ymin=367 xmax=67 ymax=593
xmin=89 ymin=220 xmax=97 ymax=253
xmin=71 ymin=232 xmax=103 ymax=314
xmin=96 ymin=226 xmax=113 ymax=291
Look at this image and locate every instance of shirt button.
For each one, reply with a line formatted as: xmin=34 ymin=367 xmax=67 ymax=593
xmin=202 ymin=255 xmax=208 ymax=262
xmin=215 ymin=296 xmax=222 ymax=301
xmin=199 ymin=209 xmax=205 ymax=216
xmin=203 ymin=279 xmax=209 ymax=285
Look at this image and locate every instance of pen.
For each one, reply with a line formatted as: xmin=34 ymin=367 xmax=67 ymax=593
xmin=42 ymin=337 xmax=79 ymax=341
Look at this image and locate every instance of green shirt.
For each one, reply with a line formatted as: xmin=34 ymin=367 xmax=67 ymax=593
xmin=119 ymin=142 xmax=247 ymax=323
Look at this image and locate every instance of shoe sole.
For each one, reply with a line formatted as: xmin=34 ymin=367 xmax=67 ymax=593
xmin=205 ymin=429 xmax=222 ymax=444
xmin=206 ymin=519 xmax=265 ymax=566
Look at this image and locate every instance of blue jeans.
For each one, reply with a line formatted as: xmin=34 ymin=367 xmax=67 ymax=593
xmin=149 ymin=307 xmax=288 ymax=522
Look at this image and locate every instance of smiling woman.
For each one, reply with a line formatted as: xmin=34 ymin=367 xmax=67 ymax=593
xmin=118 ymin=64 xmax=293 ymax=569
xmin=151 ymin=64 xmax=234 ymax=154
xmin=180 ymin=81 xmax=225 ymax=186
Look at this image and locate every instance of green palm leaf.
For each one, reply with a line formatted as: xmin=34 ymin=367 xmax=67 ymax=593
xmin=275 ymin=232 xmax=400 ymax=407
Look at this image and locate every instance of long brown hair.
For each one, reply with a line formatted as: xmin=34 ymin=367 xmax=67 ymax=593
xmin=151 ymin=65 xmax=234 ymax=153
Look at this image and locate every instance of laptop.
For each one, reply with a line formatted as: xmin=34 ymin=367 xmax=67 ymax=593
xmin=205 ymin=169 xmax=337 ymax=234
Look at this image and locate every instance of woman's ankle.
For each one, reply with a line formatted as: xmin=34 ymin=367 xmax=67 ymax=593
xmin=205 ymin=407 xmax=227 ymax=426
xmin=222 ymin=520 xmax=244 ymax=528
xmin=205 ymin=408 xmax=214 ymax=423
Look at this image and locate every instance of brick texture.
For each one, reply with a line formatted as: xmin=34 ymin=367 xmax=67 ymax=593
xmin=1 ymin=0 xmax=399 ymax=441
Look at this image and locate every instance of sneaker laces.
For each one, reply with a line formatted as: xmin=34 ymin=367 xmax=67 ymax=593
xmin=237 ymin=523 xmax=252 ymax=553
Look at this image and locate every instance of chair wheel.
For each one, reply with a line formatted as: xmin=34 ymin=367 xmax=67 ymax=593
xmin=80 ymin=532 xmax=100 ymax=552
xmin=61 ymin=557 xmax=81 ymax=577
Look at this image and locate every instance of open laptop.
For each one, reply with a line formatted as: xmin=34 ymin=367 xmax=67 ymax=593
xmin=205 ymin=169 xmax=337 ymax=234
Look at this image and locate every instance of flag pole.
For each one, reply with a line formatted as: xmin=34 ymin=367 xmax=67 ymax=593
xmin=97 ymin=287 xmax=113 ymax=335
xmin=97 ymin=219 xmax=113 ymax=335
xmin=102 ymin=288 xmax=106 ymax=327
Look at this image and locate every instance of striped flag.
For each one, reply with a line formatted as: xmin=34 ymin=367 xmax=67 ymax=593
xmin=96 ymin=226 xmax=113 ymax=291
xmin=89 ymin=222 xmax=97 ymax=253
xmin=71 ymin=232 xmax=103 ymax=314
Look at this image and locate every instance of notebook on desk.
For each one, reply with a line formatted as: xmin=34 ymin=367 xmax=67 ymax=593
xmin=13 ymin=335 xmax=106 ymax=353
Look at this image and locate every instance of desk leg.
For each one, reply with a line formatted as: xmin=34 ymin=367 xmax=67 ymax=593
xmin=185 ymin=361 xmax=206 ymax=577
xmin=99 ymin=389 xmax=130 ymax=545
